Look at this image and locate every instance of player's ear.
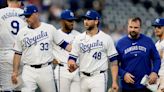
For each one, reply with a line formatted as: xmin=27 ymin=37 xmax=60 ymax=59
xmin=60 ymin=20 xmax=65 ymax=26
xmin=95 ymin=20 xmax=99 ymax=25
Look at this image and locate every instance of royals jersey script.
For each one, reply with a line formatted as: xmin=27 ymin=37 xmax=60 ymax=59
xmin=14 ymin=22 xmax=65 ymax=65
xmin=70 ymin=31 xmax=118 ymax=73
xmin=0 ymin=7 xmax=27 ymax=62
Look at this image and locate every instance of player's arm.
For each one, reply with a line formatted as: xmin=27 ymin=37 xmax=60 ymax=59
xmin=110 ymin=60 xmax=118 ymax=83
xmin=67 ymin=37 xmax=79 ymax=72
xmin=11 ymin=31 xmax=23 ymax=84
xmin=159 ymin=46 xmax=164 ymax=59
xmin=116 ymin=44 xmax=135 ymax=84
xmin=109 ymin=55 xmax=119 ymax=91
xmin=12 ymin=52 xmax=21 ymax=84
xmin=107 ymin=36 xmax=119 ymax=90
xmin=57 ymin=41 xmax=72 ymax=52
xmin=52 ymin=26 xmax=72 ymax=52
xmin=149 ymin=41 xmax=161 ymax=84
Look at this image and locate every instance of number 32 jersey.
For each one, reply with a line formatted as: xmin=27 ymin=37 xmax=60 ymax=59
xmin=0 ymin=7 xmax=27 ymax=62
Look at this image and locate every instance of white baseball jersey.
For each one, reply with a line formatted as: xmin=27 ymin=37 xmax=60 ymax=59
xmin=0 ymin=7 xmax=27 ymax=62
xmin=53 ymin=29 xmax=81 ymax=92
xmin=156 ymin=40 xmax=164 ymax=76
xmin=14 ymin=22 xmax=65 ymax=65
xmin=53 ymin=29 xmax=80 ymax=64
xmin=70 ymin=31 xmax=118 ymax=73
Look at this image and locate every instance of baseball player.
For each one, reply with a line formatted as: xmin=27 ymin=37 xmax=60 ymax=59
xmin=152 ymin=18 xmax=164 ymax=92
xmin=67 ymin=10 xmax=119 ymax=92
xmin=0 ymin=0 xmax=27 ymax=91
xmin=53 ymin=9 xmax=80 ymax=92
xmin=11 ymin=4 xmax=71 ymax=92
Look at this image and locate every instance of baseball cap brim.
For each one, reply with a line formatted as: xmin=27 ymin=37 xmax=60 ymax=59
xmin=19 ymin=13 xmax=32 ymax=16
xmin=82 ymin=16 xmax=94 ymax=20
xmin=152 ymin=23 xmax=164 ymax=26
xmin=62 ymin=17 xmax=77 ymax=20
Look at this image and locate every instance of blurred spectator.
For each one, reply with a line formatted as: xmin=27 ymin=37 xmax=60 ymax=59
xmin=68 ymin=0 xmax=80 ymax=12
xmin=0 ymin=0 xmax=7 ymax=8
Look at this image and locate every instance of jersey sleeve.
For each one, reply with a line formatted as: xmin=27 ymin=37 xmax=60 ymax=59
xmin=68 ymin=37 xmax=80 ymax=62
xmin=52 ymin=26 xmax=68 ymax=49
xmin=107 ymin=36 xmax=118 ymax=62
xmin=13 ymin=32 xmax=22 ymax=55
xmin=150 ymin=40 xmax=161 ymax=73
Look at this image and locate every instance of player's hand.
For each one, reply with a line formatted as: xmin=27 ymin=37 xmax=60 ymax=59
xmin=11 ymin=72 xmax=18 ymax=84
xmin=67 ymin=60 xmax=78 ymax=72
xmin=124 ymin=72 xmax=135 ymax=84
xmin=148 ymin=72 xmax=158 ymax=84
xmin=111 ymin=81 xmax=119 ymax=92
xmin=52 ymin=59 xmax=60 ymax=65
xmin=161 ymin=88 xmax=164 ymax=92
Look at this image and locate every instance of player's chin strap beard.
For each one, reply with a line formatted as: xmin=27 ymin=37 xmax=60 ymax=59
xmin=129 ymin=33 xmax=140 ymax=39
xmin=86 ymin=26 xmax=94 ymax=31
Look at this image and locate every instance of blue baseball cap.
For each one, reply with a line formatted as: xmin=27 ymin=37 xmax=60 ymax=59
xmin=20 ymin=4 xmax=38 ymax=16
xmin=82 ymin=10 xmax=100 ymax=20
xmin=60 ymin=9 xmax=77 ymax=20
xmin=152 ymin=18 xmax=164 ymax=26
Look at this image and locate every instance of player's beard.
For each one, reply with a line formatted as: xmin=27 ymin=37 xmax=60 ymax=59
xmin=85 ymin=25 xmax=94 ymax=31
xmin=65 ymin=24 xmax=73 ymax=32
xmin=129 ymin=31 xmax=139 ymax=39
xmin=155 ymin=30 xmax=163 ymax=38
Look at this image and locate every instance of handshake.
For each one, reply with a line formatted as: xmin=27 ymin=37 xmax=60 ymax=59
xmin=140 ymin=75 xmax=159 ymax=92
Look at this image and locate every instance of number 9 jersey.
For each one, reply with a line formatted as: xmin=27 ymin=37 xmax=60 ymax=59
xmin=0 ymin=7 xmax=27 ymax=63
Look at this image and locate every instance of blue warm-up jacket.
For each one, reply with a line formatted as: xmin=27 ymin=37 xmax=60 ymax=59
xmin=116 ymin=34 xmax=161 ymax=90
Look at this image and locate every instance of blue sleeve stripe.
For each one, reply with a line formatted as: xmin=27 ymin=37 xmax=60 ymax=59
xmin=68 ymin=56 xmax=77 ymax=62
xmin=108 ymin=53 xmax=118 ymax=58
xmin=13 ymin=50 xmax=22 ymax=55
xmin=69 ymin=54 xmax=78 ymax=58
xmin=108 ymin=56 xmax=118 ymax=62
xmin=15 ymin=52 xmax=22 ymax=55
xmin=59 ymin=41 xmax=69 ymax=49
xmin=57 ymin=40 xmax=64 ymax=45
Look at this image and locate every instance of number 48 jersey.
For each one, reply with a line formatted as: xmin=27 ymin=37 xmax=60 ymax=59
xmin=70 ymin=31 xmax=118 ymax=73
xmin=0 ymin=7 xmax=27 ymax=50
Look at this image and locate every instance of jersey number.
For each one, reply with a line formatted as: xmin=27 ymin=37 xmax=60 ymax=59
xmin=92 ymin=52 xmax=101 ymax=60
xmin=11 ymin=20 xmax=20 ymax=35
xmin=40 ymin=43 xmax=49 ymax=51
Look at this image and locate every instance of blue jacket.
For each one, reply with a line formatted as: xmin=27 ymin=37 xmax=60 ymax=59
xmin=116 ymin=34 xmax=161 ymax=90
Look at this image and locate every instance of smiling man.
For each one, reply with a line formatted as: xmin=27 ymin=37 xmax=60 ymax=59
xmin=116 ymin=17 xmax=161 ymax=92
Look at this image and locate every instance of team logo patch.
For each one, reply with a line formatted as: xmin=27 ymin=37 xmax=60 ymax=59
xmin=86 ymin=11 xmax=91 ymax=16
xmin=70 ymin=12 xmax=74 ymax=17
xmin=24 ymin=7 xmax=27 ymax=12
xmin=155 ymin=18 xmax=160 ymax=23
